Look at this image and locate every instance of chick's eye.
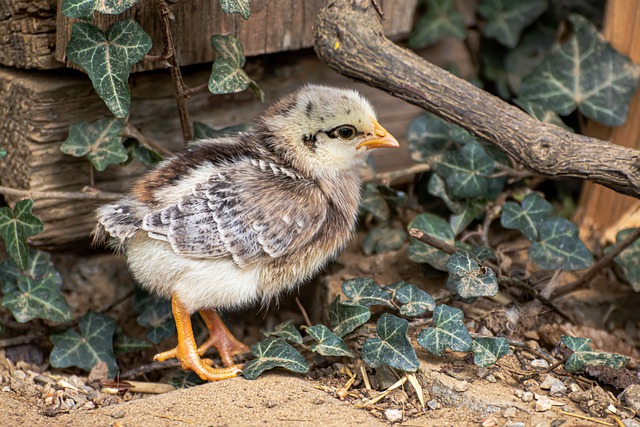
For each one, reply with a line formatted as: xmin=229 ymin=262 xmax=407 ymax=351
xmin=335 ymin=125 xmax=356 ymax=141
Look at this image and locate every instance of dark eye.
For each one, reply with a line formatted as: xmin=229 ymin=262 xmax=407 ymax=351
xmin=334 ymin=125 xmax=357 ymax=140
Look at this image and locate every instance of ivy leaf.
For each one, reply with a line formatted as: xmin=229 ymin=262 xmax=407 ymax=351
xmin=417 ymin=304 xmax=472 ymax=357
xmin=61 ymin=118 xmax=128 ymax=171
xmin=362 ymin=226 xmax=407 ymax=255
xmin=308 ymin=324 xmax=353 ymax=357
xmin=61 ymin=0 xmax=142 ymax=19
xmin=446 ymin=251 xmax=498 ymax=298
xmin=514 ymin=99 xmax=572 ymax=130
xmin=361 ymin=314 xmax=419 ymax=372
xmin=262 ymin=320 xmax=303 ymax=344
xmin=170 ymin=371 xmax=205 ymax=389
xmin=407 ymin=213 xmax=454 ymax=271
xmin=243 ymin=338 xmax=308 ymax=380
xmin=478 ymin=0 xmax=548 ymax=48
xmin=2 ymin=274 xmax=72 ymax=323
xmin=395 ymin=284 xmax=436 ymax=317
xmin=136 ymin=297 xmax=175 ymax=344
xmin=501 ymin=193 xmax=554 ymax=241
xmin=561 ymin=336 xmax=628 ymax=373
xmin=0 ymin=248 xmax=60 ymax=285
xmin=0 ymin=149 xmax=6 ymax=158
xmin=407 ymin=113 xmax=471 ymax=164
xmin=450 ymin=201 xmax=483 ymax=235
xmin=67 ymin=20 xmax=152 ymax=118
xmin=472 ymin=337 xmax=510 ymax=367
xmin=219 ymin=0 xmax=250 ymax=20
xmin=113 ymin=332 xmax=152 ymax=356
xmin=408 ymin=0 xmax=466 ymax=49
xmin=209 ymin=34 xmax=264 ymax=101
xmin=342 ymin=278 xmax=393 ymax=308
xmin=360 ymin=183 xmax=390 ymax=221
xmin=518 ymin=14 xmax=640 ymax=126
xmin=0 ymin=200 xmax=44 ymax=270
xmin=427 ymin=173 xmax=464 ymax=214
xmin=434 ymin=142 xmax=496 ymax=199
xmin=504 ymin=22 xmax=556 ymax=94
xmin=529 ymin=218 xmax=593 ymax=270
xmin=192 ymin=122 xmax=251 ymax=140
xmin=50 ymin=312 xmax=118 ymax=378
xmin=328 ymin=295 xmax=371 ymax=338
xmin=612 ymin=228 xmax=640 ymax=291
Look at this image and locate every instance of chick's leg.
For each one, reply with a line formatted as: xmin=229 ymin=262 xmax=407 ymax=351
xmin=197 ymin=309 xmax=250 ymax=367
xmin=153 ymin=294 xmax=242 ymax=381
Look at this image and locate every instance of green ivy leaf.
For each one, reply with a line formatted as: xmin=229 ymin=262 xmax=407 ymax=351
xmin=0 ymin=149 xmax=6 ymax=158
xmin=428 ymin=173 xmax=464 ymax=214
xmin=61 ymin=118 xmax=128 ymax=171
xmin=478 ymin=0 xmax=548 ymax=48
xmin=472 ymin=337 xmax=510 ymax=367
xmin=501 ymin=193 xmax=554 ymax=241
xmin=342 ymin=278 xmax=393 ymax=308
xmin=262 ymin=320 xmax=303 ymax=344
xmin=208 ymin=34 xmax=264 ymax=101
xmin=0 ymin=200 xmax=44 ymax=270
xmin=192 ymin=122 xmax=251 ymax=140
xmin=67 ymin=20 xmax=152 ymax=118
xmin=128 ymin=141 xmax=163 ymax=167
xmin=50 ymin=312 xmax=118 ymax=378
xmin=518 ymin=14 xmax=640 ymax=126
xmin=360 ymin=183 xmax=390 ymax=221
xmin=219 ymin=0 xmax=250 ymax=20
xmin=446 ymin=251 xmax=498 ymax=298
xmin=450 ymin=201 xmax=483 ymax=235
xmin=2 ymin=274 xmax=71 ymax=323
xmin=308 ymin=324 xmax=353 ymax=357
xmin=361 ymin=314 xmax=419 ymax=372
xmin=395 ymin=284 xmax=435 ymax=317
xmin=243 ymin=338 xmax=309 ymax=380
xmin=612 ymin=228 xmax=640 ymax=291
xmin=529 ymin=218 xmax=593 ymax=270
xmin=62 ymin=0 xmax=142 ymax=19
xmin=417 ymin=304 xmax=472 ymax=357
xmin=136 ymin=297 xmax=175 ymax=344
xmin=434 ymin=142 xmax=496 ymax=199
xmin=113 ymin=332 xmax=152 ymax=356
xmin=407 ymin=213 xmax=454 ymax=271
xmin=504 ymin=22 xmax=556 ymax=94
xmin=362 ymin=226 xmax=407 ymax=255
xmin=408 ymin=0 xmax=466 ymax=49
xmin=514 ymin=99 xmax=572 ymax=130
xmin=561 ymin=336 xmax=628 ymax=373
xmin=407 ymin=113 xmax=471 ymax=164
xmin=328 ymin=295 xmax=371 ymax=337
xmin=480 ymin=46 xmax=511 ymax=100
xmin=0 ymin=248 xmax=60 ymax=285
xmin=170 ymin=371 xmax=205 ymax=389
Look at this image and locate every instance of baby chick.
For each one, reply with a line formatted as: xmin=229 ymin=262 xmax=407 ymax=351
xmin=96 ymin=84 xmax=399 ymax=381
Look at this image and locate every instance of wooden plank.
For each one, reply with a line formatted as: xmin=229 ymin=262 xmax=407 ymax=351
xmin=575 ymin=0 xmax=640 ymax=243
xmin=0 ymin=51 xmax=424 ymax=248
xmin=0 ymin=0 xmax=61 ymax=69
xmin=54 ymin=0 xmax=417 ymax=72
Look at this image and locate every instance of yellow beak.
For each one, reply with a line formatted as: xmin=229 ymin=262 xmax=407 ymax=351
xmin=356 ymin=119 xmax=400 ymax=150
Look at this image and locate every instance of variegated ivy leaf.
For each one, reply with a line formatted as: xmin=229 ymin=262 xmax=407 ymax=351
xmin=408 ymin=0 xmax=466 ymax=49
xmin=328 ymin=295 xmax=371 ymax=337
xmin=407 ymin=113 xmax=473 ymax=164
xmin=0 ymin=200 xmax=44 ymax=270
xmin=362 ymin=225 xmax=407 ymax=255
xmin=407 ymin=213 xmax=454 ymax=271
xmin=67 ymin=20 xmax=152 ymax=118
xmin=50 ymin=312 xmax=118 ymax=378
xmin=433 ymin=142 xmax=496 ymax=200
xmin=62 ymin=0 xmax=142 ymax=20
xmin=518 ymin=14 xmax=640 ymax=126
xmin=450 ymin=201 xmax=483 ymax=235
xmin=341 ymin=278 xmax=393 ymax=308
xmin=501 ymin=193 xmax=554 ymax=241
xmin=395 ymin=284 xmax=435 ymax=317
xmin=243 ymin=338 xmax=309 ymax=380
xmin=219 ymin=0 xmax=250 ymax=20
xmin=0 ymin=248 xmax=60 ymax=285
xmin=478 ymin=0 xmax=548 ymax=48
xmin=263 ymin=320 xmax=303 ymax=344
xmin=612 ymin=228 xmax=640 ymax=292
xmin=113 ymin=332 xmax=152 ymax=356
xmin=208 ymin=34 xmax=264 ymax=101
xmin=61 ymin=118 xmax=128 ymax=171
xmin=505 ymin=23 xmax=556 ymax=94
xmin=428 ymin=173 xmax=464 ymax=214
xmin=472 ymin=337 xmax=510 ymax=367
xmin=308 ymin=324 xmax=353 ymax=357
xmin=514 ymin=99 xmax=572 ymax=131
xmin=529 ymin=217 xmax=593 ymax=270
xmin=361 ymin=314 xmax=419 ymax=372
xmin=446 ymin=251 xmax=498 ymax=298
xmin=561 ymin=336 xmax=628 ymax=373
xmin=2 ymin=273 xmax=71 ymax=323
xmin=360 ymin=183 xmax=390 ymax=221
xmin=192 ymin=122 xmax=251 ymax=141
xmin=136 ymin=296 xmax=174 ymax=344
xmin=417 ymin=304 xmax=472 ymax=357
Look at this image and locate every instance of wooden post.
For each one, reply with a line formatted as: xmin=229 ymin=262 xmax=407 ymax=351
xmin=575 ymin=0 xmax=640 ymax=243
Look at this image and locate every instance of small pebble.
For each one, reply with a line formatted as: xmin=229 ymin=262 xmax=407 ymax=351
xmin=476 ymin=367 xmax=489 ymax=379
xmin=384 ymin=408 xmax=403 ymax=423
xmin=550 ymin=382 xmax=567 ymax=397
xmin=623 ymin=418 xmax=640 ymax=427
xmin=569 ymin=382 xmax=581 ymax=393
xmin=514 ymin=389 xmax=524 ymax=398
xmin=622 ymin=384 xmax=640 ymax=414
xmin=427 ymin=399 xmax=439 ymax=410
xmin=531 ymin=359 xmax=549 ymax=369
xmin=265 ymin=400 xmax=277 ymax=408
xmin=485 ymin=374 xmax=497 ymax=383
xmin=453 ymin=380 xmax=469 ymax=392
xmin=503 ymin=407 xmax=517 ymax=418
xmin=535 ymin=396 xmax=553 ymax=412
xmin=522 ymin=392 xmax=534 ymax=402
xmin=507 ymin=423 xmax=525 ymax=427
xmin=12 ymin=370 xmax=26 ymax=381
xmin=523 ymin=331 xmax=540 ymax=340
xmin=312 ymin=397 xmax=325 ymax=405
xmin=481 ymin=416 xmax=498 ymax=427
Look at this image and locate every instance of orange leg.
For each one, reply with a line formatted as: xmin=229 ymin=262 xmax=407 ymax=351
xmin=197 ymin=309 xmax=250 ymax=367
xmin=153 ymin=294 xmax=242 ymax=381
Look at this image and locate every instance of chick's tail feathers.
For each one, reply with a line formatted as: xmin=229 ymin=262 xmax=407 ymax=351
xmin=93 ymin=197 xmax=146 ymax=248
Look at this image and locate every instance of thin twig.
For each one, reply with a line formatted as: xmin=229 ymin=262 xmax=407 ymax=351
xmin=0 ymin=185 xmax=123 ymax=201
xmin=364 ymin=163 xmax=431 ymax=185
xmin=556 ymin=227 xmax=640 ymax=297
xmin=184 ymin=82 xmax=210 ymax=97
xmin=409 ymin=228 xmax=457 ymax=254
xmin=295 ymin=297 xmax=312 ymax=327
xmin=370 ymin=0 xmax=386 ymax=21
xmin=0 ymin=333 xmax=42 ymax=349
xmin=123 ymin=123 xmax=173 ymax=156
xmin=560 ymin=411 xmax=614 ymax=426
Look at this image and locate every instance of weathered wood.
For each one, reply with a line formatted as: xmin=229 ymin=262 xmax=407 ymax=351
xmin=313 ymin=0 xmax=640 ymax=199
xmin=0 ymin=0 xmax=60 ymax=69
xmin=575 ymin=0 xmax=640 ymax=242
xmin=0 ymin=52 xmax=423 ymax=248
xmin=55 ymin=0 xmax=416 ymax=73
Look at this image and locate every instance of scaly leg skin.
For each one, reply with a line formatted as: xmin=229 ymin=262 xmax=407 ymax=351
xmin=154 ymin=294 xmax=242 ymax=381
xmin=197 ymin=309 xmax=250 ymax=367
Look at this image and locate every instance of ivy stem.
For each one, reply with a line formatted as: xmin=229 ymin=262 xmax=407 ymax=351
xmin=122 ymin=123 xmax=173 ymax=157
xmin=0 ymin=186 xmax=123 ymax=201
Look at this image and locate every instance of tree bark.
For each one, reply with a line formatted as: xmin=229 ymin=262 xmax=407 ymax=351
xmin=313 ymin=0 xmax=640 ymax=199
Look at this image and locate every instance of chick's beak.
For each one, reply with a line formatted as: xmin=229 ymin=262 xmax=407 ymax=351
xmin=356 ymin=119 xmax=400 ymax=150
